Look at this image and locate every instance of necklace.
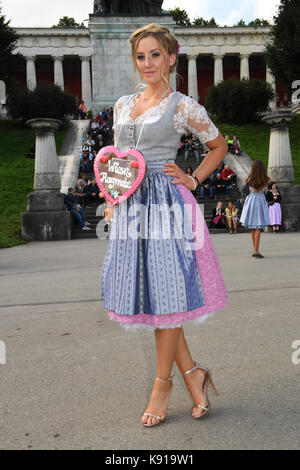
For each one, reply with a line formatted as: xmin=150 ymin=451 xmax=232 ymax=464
xmin=117 ymin=85 xmax=171 ymax=150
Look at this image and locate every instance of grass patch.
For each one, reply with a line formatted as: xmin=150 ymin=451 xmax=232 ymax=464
xmin=0 ymin=120 xmax=68 ymax=249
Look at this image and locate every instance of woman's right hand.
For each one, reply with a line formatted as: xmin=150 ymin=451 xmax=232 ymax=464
xmin=163 ymin=163 xmax=200 ymax=191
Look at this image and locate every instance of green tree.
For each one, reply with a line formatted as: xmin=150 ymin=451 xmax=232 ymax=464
xmin=52 ymin=16 xmax=85 ymax=28
xmin=205 ymin=78 xmax=274 ymax=124
xmin=193 ymin=17 xmax=219 ymax=27
xmin=168 ymin=7 xmax=191 ymax=26
xmin=6 ymin=83 xmax=77 ymax=122
xmin=234 ymin=19 xmax=247 ymax=27
xmin=248 ymin=18 xmax=271 ymax=27
xmin=0 ymin=7 xmax=23 ymax=87
xmin=264 ymin=0 xmax=300 ymax=99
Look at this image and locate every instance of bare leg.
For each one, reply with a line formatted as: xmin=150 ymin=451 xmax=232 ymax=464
xmin=174 ymin=328 xmax=211 ymax=418
xmin=254 ymin=228 xmax=261 ymax=252
xmin=141 ymin=327 xmax=182 ymax=426
xmin=251 ymin=229 xmax=256 ymax=251
xmin=228 ymin=218 xmax=232 ymax=233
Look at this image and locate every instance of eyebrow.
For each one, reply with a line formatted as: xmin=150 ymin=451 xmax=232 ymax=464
xmin=136 ymin=48 xmax=160 ymax=54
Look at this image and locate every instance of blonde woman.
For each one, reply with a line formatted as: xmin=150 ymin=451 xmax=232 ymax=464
xmin=99 ymin=23 xmax=228 ymax=427
xmin=225 ymin=201 xmax=239 ymax=234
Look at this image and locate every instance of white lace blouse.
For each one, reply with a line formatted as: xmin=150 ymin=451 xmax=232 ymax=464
xmin=113 ymin=91 xmax=219 ymax=145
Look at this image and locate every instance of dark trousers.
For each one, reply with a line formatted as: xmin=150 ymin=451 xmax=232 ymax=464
xmin=70 ymin=208 xmax=86 ymax=227
xmin=211 ymin=183 xmax=230 ymax=197
xmin=86 ymin=193 xmax=100 ymax=204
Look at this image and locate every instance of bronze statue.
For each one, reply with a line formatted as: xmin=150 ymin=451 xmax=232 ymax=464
xmin=93 ymin=0 xmax=163 ymax=15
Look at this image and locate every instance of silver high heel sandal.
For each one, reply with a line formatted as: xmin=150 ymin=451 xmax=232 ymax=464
xmin=183 ymin=362 xmax=219 ymax=419
xmin=142 ymin=375 xmax=174 ymax=427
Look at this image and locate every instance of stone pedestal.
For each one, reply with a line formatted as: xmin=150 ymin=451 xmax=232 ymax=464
xmin=22 ymin=118 xmax=72 ymax=241
xmin=262 ymin=111 xmax=296 ymax=185
xmin=88 ymin=14 xmax=176 ymax=110
xmin=262 ymin=111 xmax=300 ymax=232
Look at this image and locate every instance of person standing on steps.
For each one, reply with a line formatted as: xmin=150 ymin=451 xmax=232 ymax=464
xmin=240 ymin=160 xmax=271 ymax=258
xmin=99 ymin=23 xmax=228 ymax=428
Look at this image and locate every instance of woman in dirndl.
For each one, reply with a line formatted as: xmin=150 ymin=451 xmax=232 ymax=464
xmin=100 ymin=23 xmax=228 ymax=427
xmin=266 ymin=182 xmax=282 ymax=233
xmin=240 ymin=160 xmax=271 ymax=258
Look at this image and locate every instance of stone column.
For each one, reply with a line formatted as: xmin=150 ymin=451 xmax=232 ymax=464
xmin=80 ymin=56 xmax=92 ymax=110
xmin=54 ymin=56 xmax=64 ymax=90
xmin=0 ymin=80 xmax=7 ymax=118
xmin=169 ymin=67 xmax=177 ymax=91
xmin=262 ymin=112 xmax=297 ymax=185
xmin=187 ymin=54 xmax=198 ymax=100
xmin=21 ymin=118 xmax=72 ymax=241
xmin=214 ymin=54 xmax=224 ymax=85
xmin=266 ymin=66 xmax=277 ymax=111
xmin=26 ymin=56 xmax=37 ymax=91
xmin=240 ymin=54 xmax=250 ymax=80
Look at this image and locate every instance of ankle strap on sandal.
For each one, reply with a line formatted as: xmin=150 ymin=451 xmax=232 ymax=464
xmin=155 ymin=375 xmax=174 ymax=382
xmin=183 ymin=362 xmax=199 ymax=376
xmin=183 ymin=361 xmax=208 ymax=376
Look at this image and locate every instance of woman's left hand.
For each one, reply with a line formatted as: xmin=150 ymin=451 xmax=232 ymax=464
xmin=163 ymin=162 xmax=197 ymax=190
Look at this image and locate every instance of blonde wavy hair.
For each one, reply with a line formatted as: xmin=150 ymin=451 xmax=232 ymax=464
xmin=129 ymin=23 xmax=181 ymax=90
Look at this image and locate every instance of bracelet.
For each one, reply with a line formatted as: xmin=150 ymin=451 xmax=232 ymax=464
xmin=192 ymin=173 xmax=201 ymax=187
xmin=187 ymin=175 xmax=197 ymax=191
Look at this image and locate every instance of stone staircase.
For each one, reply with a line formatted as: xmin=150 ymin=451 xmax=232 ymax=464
xmin=174 ymin=153 xmax=250 ymax=234
xmin=59 ymin=120 xmax=91 ymax=194
xmin=71 ymin=152 xmax=250 ymax=239
xmin=72 ymin=200 xmax=106 ymax=239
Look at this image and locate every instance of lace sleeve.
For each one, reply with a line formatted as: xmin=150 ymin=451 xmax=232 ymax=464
xmin=112 ymin=95 xmax=132 ymax=130
xmin=174 ymin=95 xmax=219 ymax=144
xmin=112 ymin=96 xmax=123 ymax=131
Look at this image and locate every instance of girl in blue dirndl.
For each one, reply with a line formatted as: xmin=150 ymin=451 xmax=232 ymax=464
xmin=240 ymin=160 xmax=271 ymax=258
xmin=99 ymin=23 xmax=229 ymax=427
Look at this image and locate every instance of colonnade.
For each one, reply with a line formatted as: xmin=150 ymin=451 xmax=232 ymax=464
xmin=24 ymin=55 xmax=92 ymax=109
xmin=186 ymin=53 xmax=277 ymax=110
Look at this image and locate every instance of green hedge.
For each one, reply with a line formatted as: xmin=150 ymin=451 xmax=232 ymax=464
xmin=205 ymin=78 xmax=275 ymax=124
xmin=6 ymin=83 xmax=77 ymax=122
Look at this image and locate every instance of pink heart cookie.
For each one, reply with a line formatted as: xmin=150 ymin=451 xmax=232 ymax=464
xmin=93 ymin=146 xmax=146 ymax=206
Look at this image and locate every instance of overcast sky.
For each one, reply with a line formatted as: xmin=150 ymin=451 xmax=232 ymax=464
xmin=1 ymin=0 xmax=280 ymax=28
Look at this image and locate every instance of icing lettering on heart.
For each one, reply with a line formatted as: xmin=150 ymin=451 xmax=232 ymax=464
xmin=94 ymin=146 xmax=146 ymax=206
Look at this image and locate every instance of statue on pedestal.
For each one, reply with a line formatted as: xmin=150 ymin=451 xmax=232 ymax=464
xmin=93 ymin=0 xmax=163 ymax=15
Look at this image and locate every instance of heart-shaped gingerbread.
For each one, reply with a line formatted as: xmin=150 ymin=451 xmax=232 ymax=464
xmin=93 ymin=146 xmax=146 ymax=206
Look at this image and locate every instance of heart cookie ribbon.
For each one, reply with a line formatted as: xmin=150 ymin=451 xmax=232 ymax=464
xmin=93 ymin=146 xmax=146 ymax=206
